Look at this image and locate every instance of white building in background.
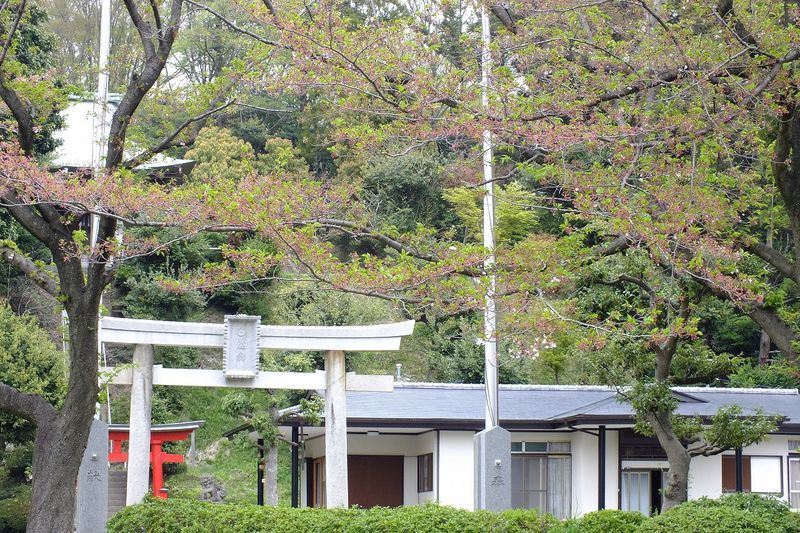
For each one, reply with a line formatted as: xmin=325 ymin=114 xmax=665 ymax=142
xmin=280 ymin=383 xmax=800 ymax=517
xmin=50 ymin=96 xmax=195 ymax=178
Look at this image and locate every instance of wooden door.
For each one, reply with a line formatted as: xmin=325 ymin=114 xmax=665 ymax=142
xmin=347 ymin=455 xmax=404 ymax=508
xmin=311 ymin=457 xmax=326 ymax=508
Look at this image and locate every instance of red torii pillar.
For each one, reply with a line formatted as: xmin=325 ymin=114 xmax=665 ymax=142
xmin=108 ymin=421 xmax=203 ymax=499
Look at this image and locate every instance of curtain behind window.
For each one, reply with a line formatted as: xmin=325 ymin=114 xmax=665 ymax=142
xmin=547 ymin=456 xmax=571 ymax=519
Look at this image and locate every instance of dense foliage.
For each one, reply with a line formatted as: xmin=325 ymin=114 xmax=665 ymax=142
xmin=0 ymin=303 xmax=64 ymax=449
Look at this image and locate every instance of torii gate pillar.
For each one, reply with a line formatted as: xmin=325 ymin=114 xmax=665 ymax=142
xmin=324 ymin=350 xmax=348 ymax=507
xmin=126 ymin=344 xmax=153 ymax=505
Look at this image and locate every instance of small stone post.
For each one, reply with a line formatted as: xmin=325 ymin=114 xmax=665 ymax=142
xmin=74 ymin=418 xmax=108 ymax=532
xmin=324 ymin=349 xmax=348 ymax=507
xmin=126 ymin=343 xmax=153 ymax=505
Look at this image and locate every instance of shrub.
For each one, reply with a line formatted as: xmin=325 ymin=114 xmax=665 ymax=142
xmin=0 ymin=302 xmax=65 ymax=447
xmin=108 ymin=493 xmax=800 ymax=533
xmin=557 ymin=509 xmax=645 ymax=533
xmin=0 ymin=484 xmax=30 ymax=533
xmin=123 ymin=275 xmax=205 ymax=322
xmin=2 ymin=444 xmax=32 ymax=481
xmin=108 ymin=499 xmax=559 ymax=533
xmin=638 ymin=494 xmax=800 ymax=533
xmin=712 ymin=493 xmax=800 ymax=532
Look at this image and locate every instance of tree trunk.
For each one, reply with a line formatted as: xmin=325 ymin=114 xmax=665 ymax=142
xmin=746 ymin=306 xmax=799 ymax=361
xmin=649 ymin=338 xmax=691 ymax=511
xmin=759 ymin=330 xmax=771 ymax=367
xmin=647 ymin=410 xmax=691 ymax=511
xmin=27 ymin=416 xmax=84 ymax=532
xmin=265 ymin=441 xmax=279 ymax=506
xmin=26 ymin=306 xmax=100 ymax=532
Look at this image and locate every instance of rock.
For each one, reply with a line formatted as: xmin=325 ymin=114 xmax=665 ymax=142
xmin=199 ymin=474 xmax=226 ymax=503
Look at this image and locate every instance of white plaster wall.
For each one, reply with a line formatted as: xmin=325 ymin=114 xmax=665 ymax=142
xmin=305 ymin=435 xmax=325 ymax=458
xmin=300 ymin=428 xmax=793 ymax=510
xmin=688 ymin=455 xmax=722 ymax=500
xmin=743 ymin=435 xmax=790 ymax=457
xmin=404 ymin=457 xmax=419 ymax=505
xmin=571 ymin=431 xmax=597 ymax=518
xmin=604 ymin=430 xmax=620 ymax=511
xmin=682 ymin=435 xmax=790 ymax=502
xmin=305 ymin=432 xmax=438 ymax=458
xmin=438 ymin=431 xmax=476 ymax=510
xmin=347 ymin=434 xmax=423 ymax=455
xmin=510 ymin=431 xmax=574 ymax=442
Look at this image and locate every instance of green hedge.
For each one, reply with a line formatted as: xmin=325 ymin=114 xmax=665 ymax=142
xmin=108 ymin=494 xmax=800 ymax=533
xmin=108 ymin=500 xmax=558 ymax=533
xmin=559 ymin=510 xmax=645 ymax=533
xmin=639 ymin=493 xmax=800 ymax=533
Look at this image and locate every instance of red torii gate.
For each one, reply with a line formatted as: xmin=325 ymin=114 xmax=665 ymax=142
xmin=108 ymin=421 xmax=204 ymax=499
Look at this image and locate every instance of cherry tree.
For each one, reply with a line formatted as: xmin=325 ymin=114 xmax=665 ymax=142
xmin=208 ymin=0 xmax=800 ymax=508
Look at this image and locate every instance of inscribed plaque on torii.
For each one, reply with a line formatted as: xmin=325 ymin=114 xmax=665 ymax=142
xmin=223 ymin=315 xmax=260 ymax=379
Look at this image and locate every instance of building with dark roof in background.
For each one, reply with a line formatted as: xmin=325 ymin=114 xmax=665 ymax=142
xmin=279 ymin=383 xmax=800 ymax=517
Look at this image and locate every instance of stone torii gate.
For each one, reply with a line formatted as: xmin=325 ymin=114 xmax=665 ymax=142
xmin=100 ymin=314 xmax=414 ymax=508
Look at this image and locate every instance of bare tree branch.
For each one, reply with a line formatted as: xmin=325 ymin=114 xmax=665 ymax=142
xmin=746 ymin=242 xmax=796 ymax=283
xmin=0 ymin=246 xmax=58 ymax=296
xmin=0 ymin=381 xmax=56 ymax=425
xmin=123 ymin=0 xmax=156 ymax=59
xmin=185 ymin=0 xmax=282 ymax=48
xmin=491 ymin=4 xmax=517 ymax=34
xmin=594 ymin=234 xmax=633 ymax=257
xmin=261 ymin=0 xmax=277 ymax=17
xmin=0 ymin=0 xmax=25 ymax=69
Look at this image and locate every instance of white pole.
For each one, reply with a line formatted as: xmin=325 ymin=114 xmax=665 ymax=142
xmin=93 ymin=0 xmax=113 ymax=422
xmin=90 ymin=0 xmax=111 ymax=249
xmin=481 ymin=2 xmax=498 ymax=430
xmin=96 ymin=0 xmax=111 ymax=160
xmin=324 ymin=350 xmax=348 ymax=507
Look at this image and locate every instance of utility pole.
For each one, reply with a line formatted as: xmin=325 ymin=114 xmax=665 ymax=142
xmin=94 ymin=0 xmax=113 ymax=422
xmin=90 ymin=0 xmax=111 ymax=248
xmin=474 ymin=2 xmax=511 ymax=512
xmin=481 ymin=0 xmax=498 ymax=432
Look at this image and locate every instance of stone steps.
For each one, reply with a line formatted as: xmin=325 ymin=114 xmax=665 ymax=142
xmin=107 ymin=469 xmax=127 ymax=519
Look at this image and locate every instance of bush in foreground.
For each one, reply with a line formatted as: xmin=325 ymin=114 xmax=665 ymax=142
xmin=108 ymin=499 xmax=559 ymax=533
xmin=559 ymin=509 xmax=645 ymax=533
xmin=109 ymin=493 xmax=800 ymax=533
xmin=639 ymin=493 xmax=800 ymax=533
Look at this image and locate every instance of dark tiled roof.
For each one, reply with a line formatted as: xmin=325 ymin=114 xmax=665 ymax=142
xmin=343 ymin=383 xmax=800 ymax=430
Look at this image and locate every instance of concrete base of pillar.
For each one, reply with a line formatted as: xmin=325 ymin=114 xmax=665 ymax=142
xmin=474 ymin=426 xmax=511 ymax=511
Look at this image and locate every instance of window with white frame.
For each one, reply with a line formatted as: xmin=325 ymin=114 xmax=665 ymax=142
xmin=621 ymin=471 xmax=650 ymax=515
xmin=789 ymin=457 xmax=800 ymax=509
xmin=721 ymin=455 xmax=782 ymax=494
xmin=510 ymin=441 xmax=571 ymax=519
